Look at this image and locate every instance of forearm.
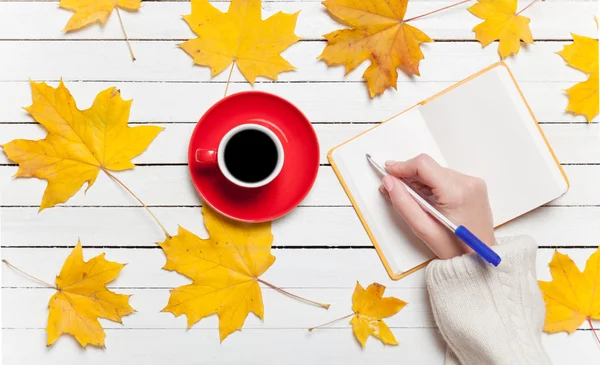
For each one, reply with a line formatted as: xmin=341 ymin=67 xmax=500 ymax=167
xmin=426 ymin=236 xmax=552 ymax=365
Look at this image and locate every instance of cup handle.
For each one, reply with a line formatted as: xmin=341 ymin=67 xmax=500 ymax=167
xmin=195 ymin=149 xmax=218 ymax=163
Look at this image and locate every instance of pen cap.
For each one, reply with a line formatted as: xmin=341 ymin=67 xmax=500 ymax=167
xmin=455 ymin=226 xmax=501 ymax=266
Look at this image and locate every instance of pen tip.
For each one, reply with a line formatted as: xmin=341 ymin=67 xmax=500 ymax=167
xmin=365 ymin=153 xmax=371 ymax=159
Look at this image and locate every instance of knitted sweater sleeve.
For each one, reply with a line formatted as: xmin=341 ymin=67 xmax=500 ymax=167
xmin=425 ymin=236 xmax=552 ymax=365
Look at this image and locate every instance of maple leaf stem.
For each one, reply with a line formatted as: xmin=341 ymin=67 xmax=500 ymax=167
xmin=308 ymin=313 xmax=354 ymax=332
xmin=224 ymin=61 xmax=236 ymax=98
xmin=404 ymin=0 xmax=472 ymax=23
xmin=516 ymin=0 xmax=539 ymax=15
xmin=588 ymin=317 xmax=600 ymax=344
xmin=2 ymin=259 xmax=57 ymax=289
xmin=257 ymin=278 xmax=330 ymax=309
xmin=115 ymin=6 xmax=136 ymax=62
xmin=103 ymin=169 xmax=172 ymax=239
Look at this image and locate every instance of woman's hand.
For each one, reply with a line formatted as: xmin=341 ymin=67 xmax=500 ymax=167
xmin=379 ymin=154 xmax=496 ymax=259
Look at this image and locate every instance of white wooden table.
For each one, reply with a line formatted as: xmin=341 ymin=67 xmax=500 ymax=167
xmin=1 ymin=0 xmax=599 ymax=364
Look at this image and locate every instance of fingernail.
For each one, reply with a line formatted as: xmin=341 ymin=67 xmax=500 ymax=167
xmin=382 ymin=176 xmax=394 ymax=192
xmin=385 ymin=160 xmax=396 ymax=167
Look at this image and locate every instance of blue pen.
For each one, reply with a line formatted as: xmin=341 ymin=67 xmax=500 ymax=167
xmin=366 ymin=154 xmax=501 ymax=267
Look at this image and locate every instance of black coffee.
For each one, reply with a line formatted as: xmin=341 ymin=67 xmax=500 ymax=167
xmin=224 ymin=129 xmax=278 ymax=183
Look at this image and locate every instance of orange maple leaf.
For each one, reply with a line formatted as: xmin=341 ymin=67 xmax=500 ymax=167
xmin=319 ymin=0 xmax=433 ymax=97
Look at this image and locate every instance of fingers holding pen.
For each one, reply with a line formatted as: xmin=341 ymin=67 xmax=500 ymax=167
xmin=385 ymin=154 xmax=447 ymax=189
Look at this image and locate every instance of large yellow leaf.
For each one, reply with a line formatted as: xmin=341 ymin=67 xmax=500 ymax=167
xmin=350 ymin=282 xmax=406 ymax=347
xmin=557 ymin=33 xmax=599 ymax=122
xmin=179 ymin=0 xmax=301 ymax=84
xmin=59 ymin=0 xmax=141 ymax=32
xmin=319 ymin=0 xmax=433 ymax=98
xmin=1 ymin=80 xmax=162 ymax=210
xmin=468 ymin=0 xmax=534 ymax=59
xmin=47 ymin=241 xmax=134 ymax=347
xmin=159 ymin=206 xmax=275 ymax=341
xmin=538 ymin=248 xmax=600 ymax=334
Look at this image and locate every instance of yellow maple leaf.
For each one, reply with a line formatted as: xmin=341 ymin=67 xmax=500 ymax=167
xmin=1 ymin=80 xmax=162 ymax=210
xmin=468 ymin=0 xmax=534 ymax=59
xmin=59 ymin=0 xmax=141 ymax=32
xmin=538 ymin=248 xmax=600 ymax=334
xmin=557 ymin=33 xmax=599 ymax=122
xmin=319 ymin=0 xmax=433 ymax=98
xmin=159 ymin=206 xmax=276 ymax=341
xmin=179 ymin=0 xmax=301 ymax=84
xmin=35 ymin=241 xmax=133 ymax=347
xmin=350 ymin=282 xmax=406 ymax=347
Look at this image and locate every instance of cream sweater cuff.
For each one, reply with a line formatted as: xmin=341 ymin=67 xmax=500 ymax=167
xmin=426 ymin=236 xmax=552 ymax=365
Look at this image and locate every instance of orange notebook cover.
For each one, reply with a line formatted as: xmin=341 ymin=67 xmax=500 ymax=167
xmin=328 ymin=62 xmax=569 ymax=280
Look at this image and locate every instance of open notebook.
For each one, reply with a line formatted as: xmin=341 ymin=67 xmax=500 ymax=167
xmin=329 ymin=63 xmax=569 ymax=280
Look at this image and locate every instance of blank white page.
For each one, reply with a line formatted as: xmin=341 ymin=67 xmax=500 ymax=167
xmin=331 ymin=108 xmax=443 ymax=274
xmin=419 ymin=65 xmax=568 ymax=225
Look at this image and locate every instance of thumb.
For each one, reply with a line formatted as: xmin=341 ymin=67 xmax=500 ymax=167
xmin=382 ymin=175 xmax=438 ymax=239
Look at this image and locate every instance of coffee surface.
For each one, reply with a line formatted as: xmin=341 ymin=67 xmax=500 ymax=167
xmin=224 ymin=129 xmax=279 ymax=183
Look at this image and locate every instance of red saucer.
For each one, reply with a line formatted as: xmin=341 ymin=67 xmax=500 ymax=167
xmin=187 ymin=91 xmax=319 ymax=222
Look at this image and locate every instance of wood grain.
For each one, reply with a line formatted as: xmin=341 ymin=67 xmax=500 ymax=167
xmin=0 ymin=81 xmax=593 ymax=122
xmin=1 ymin=164 xmax=599 ymax=207
xmin=3 ymin=247 xmax=597 ymax=288
xmin=0 ymin=2 xmax=594 ymax=40
xmin=2 ymin=124 xmax=599 ymax=165
xmin=0 ymin=41 xmax=590 ymax=83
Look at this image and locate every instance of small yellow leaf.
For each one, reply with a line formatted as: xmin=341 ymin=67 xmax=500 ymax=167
xmin=160 ymin=206 xmax=275 ymax=341
xmin=557 ymin=33 xmax=599 ymax=122
xmin=538 ymin=248 xmax=600 ymax=334
xmin=319 ymin=0 xmax=433 ymax=97
xmin=59 ymin=0 xmax=141 ymax=32
xmin=468 ymin=0 xmax=534 ymax=59
xmin=1 ymin=80 xmax=163 ymax=210
xmin=350 ymin=282 xmax=406 ymax=347
xmin=47 ymin=241 xmax=134 ymax=347
xmin=564 ymin=72 xmax=599 ymax=122
xmin=179 ymin=0 xmax=301 ymax=84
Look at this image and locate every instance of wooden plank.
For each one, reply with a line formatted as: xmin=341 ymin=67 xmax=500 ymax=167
xmin=0 ymin=165 xmax=350 ymax=207
xmin=1 ymin=164 xmax=598 ymax=207
xmin=1 ymin=247 xmax=598 ymax=289
xmin=0 ymin=41 xmax=586 ymax=83
xmin=0 ymin=81 xmax=590 ymax=123
xmin=542 ymin=124 xmax=600 ymax=163
xmin=3 ymin=248 xmax=599 ymax=333
xmin=2 ymin=327 xmax=596 ymax=365
xmin=0 ymin=166 xmax=342 ymax=206
xmin=0 ymin=248 xmax=423 ymax=289
xmin=0 ymin=2 xmax=594 ymax=41
xmin=543 ymin=332 xmax=600 ymax=364
xmin=495 ymin=206 xmax=600 ymax=244
xmin=1 ymin=124 xmax=598 ymax=166
xmin=1 ymin=206 xmax=599 ymax=248
xmin=1 ymin=328 xmax=447 ymax=365
xmin=550 ymin=165 xmax=600 ymax=206
xmin=2 ymin=287 xmax=435 ymax=329
xmin=2 ymin=247 xmax=598 ymax=346
xmin=0 ymin=206 xmax=369 ymax=248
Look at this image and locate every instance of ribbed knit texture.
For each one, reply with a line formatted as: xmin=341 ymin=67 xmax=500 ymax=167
xmin=426 ymin=236 xmax=552 ymax=365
